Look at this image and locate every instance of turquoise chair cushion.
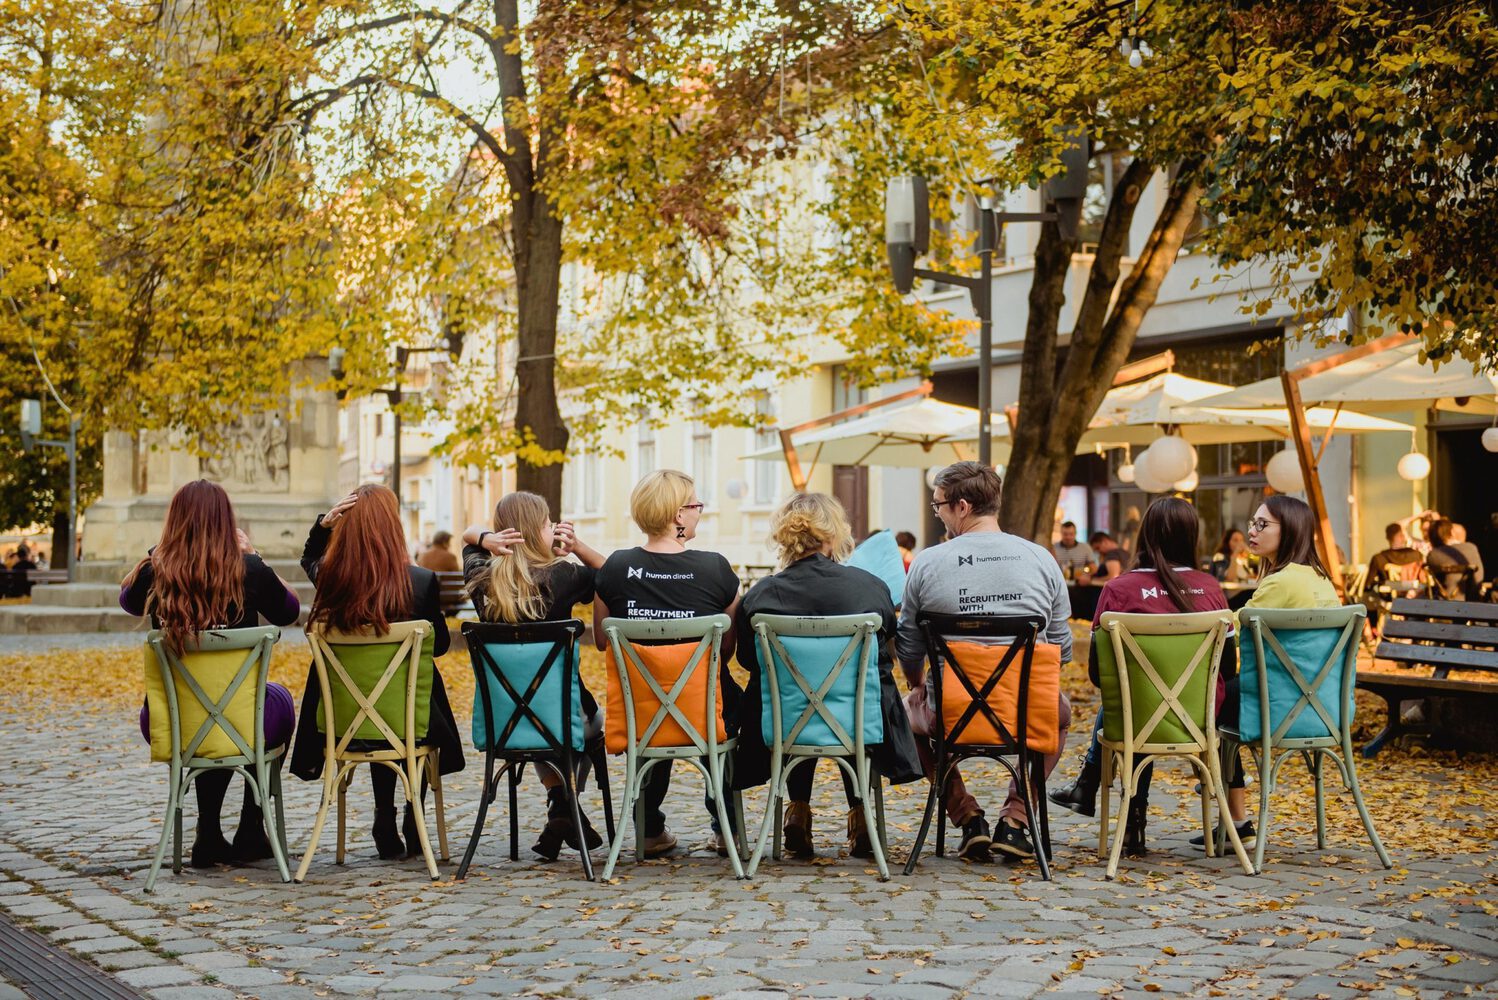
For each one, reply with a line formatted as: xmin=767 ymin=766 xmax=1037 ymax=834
xmin=761 ymin=634 xmax=883 ymax=749
xmin=472 ymin=640 xmax=584 ymax=752
xmin=1238 ymin=626 xmax=1352 ymax=743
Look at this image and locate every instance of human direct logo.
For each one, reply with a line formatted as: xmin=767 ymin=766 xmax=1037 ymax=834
xmin=1141 ymin=587 xmax=1159 ymax=599
xmin=627 ymin=567 xmax=643 ymax=579
xmin=958 ymin=555 xmax=973 ymax=567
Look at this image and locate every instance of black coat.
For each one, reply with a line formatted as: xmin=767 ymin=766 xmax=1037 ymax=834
xmin=290 ymin=517 xmax=465 ymax=780
xmin=732 ymin=554 xmax=923 ymax=789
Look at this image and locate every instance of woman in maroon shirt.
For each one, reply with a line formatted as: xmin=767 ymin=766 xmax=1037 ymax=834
xmin=1048 ymin=497 xmax=1232 ymax=855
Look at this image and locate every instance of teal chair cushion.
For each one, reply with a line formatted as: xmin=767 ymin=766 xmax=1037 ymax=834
xmin=761 ymin=633 xmax=883 ymax=749
xmin=472 ymin=639 xmax=584 ymax=752
xmin=1238 ymin=627 xmax=1352 ymax=743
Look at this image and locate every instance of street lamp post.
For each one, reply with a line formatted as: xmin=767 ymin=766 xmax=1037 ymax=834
xmin=884 ymin=132 xmax=1090 ymax=467
xmin=19 ymin=398 xmax=79 ymax=581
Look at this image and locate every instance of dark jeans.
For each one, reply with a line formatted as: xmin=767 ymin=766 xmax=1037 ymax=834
xmin=638 ymin=762 xmax=738 ymax=836
xmin=1082 ymin=706 xmax=1153 ymax=806
xmin=786 ymin=759 xmax=859 ymax=807
xmin=1217 ymin=677 xmax=1246 ymax=789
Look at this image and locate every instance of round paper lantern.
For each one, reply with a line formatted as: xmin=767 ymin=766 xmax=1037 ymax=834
xmin=1132 ymin=460 xmax=1173 ymax=494
xmin=1482 ymin=427 xmax=1498 ymax=453
xmin=1142 ymin=435 xmax=1197 ymax=484
xmin=1117 ymin=463 xmax=1136 ymax=484
xmin=1264 ymin=448 xmax=1304 ymax=493
xmin=724 ymin=479 xmax=748 ymax=501
xmin=1396 ymin=451 xmax=1431 ymax=481
xmin=1174 ymin=471 xmax=1199 ymax=492
xmin=925 ymin=467 xmax=941 ymax=489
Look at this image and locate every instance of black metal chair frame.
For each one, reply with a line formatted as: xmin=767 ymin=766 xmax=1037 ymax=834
xmin=903 ymin=614 xmax=1052 ymax=880
xmin=459 ymin=619 xmax=614 ymax=880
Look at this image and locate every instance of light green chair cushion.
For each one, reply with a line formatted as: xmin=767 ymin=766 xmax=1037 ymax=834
xmin=1097 ymin=631 xmax=1213 ymax=745
xmin=317 ymin=631 xmax=435 ymax=742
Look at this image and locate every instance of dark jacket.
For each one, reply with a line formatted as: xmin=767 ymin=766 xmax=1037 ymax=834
xmin=732 ymin=554 xmax=923 ymax=789
xmin=291 ymin=516 xmax=464 ymax=779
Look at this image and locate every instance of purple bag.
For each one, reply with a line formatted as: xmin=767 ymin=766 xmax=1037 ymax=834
xmin=139 ymin=681 xmax=296 ymax=749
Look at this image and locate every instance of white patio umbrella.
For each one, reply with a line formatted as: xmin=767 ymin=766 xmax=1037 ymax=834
xmin=740 ymin=397 xmax=1011 ymax=471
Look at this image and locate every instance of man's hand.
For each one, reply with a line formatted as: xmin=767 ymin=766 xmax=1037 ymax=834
xmin=322 ymin=492 xmax=359 ymax=527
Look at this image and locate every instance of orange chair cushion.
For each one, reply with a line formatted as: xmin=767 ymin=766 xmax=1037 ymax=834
xmin=940 ymin=641 xmax=1062 ymax=753
xmin=606 ymin=640 xmax=728 ymax=753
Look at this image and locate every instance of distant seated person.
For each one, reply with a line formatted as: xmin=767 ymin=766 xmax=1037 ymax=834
xmin=417 ymin=530 xmax=461 ymax=574
xmin=895 ymin=531 xmax=918 ymax=573
xmin=1426 ymin=520 xmax=1485 ymax=600
xmin=1052 ymin=521 xmax=1092 ymax=578
xmin=1080 ymin=531 xmax=1125 ymax=586
xmin=1368 ymin=522 xmax=1425 ymax=590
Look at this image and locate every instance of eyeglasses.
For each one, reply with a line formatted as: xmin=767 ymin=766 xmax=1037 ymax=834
xmin=1248 ymin=517 xmax=1278 ymax=532
xmin=930 ymin=498 xmax=957 ymax=514
xmin=679 ymin=502 xmax=706 ymax=512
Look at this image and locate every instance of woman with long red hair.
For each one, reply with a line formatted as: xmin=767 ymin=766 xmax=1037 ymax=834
xmin=121 ymin=480 xmax=302 ymax=868
xmin=289 ymin=484 xmax=464 ymax=859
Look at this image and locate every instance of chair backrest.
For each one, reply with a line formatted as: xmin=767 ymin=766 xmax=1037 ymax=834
xmin=308 ymin=620 xmax=434 ymax=754
xmin=1097 ymin=610 xmax=1231 ymax=749
xmin=144 ymin=626 xmax=281 ymax=764
xmin=919 ymin=614 xmax=1061 ymax=754
xmin=463 ymin=618 xmax=586 ymax=753
xmin=603 ymin=614 xmax=731 ymax=755
xmin=1239 ymin=605 xmax=1365 ymax=744
xmin=751 ymin=612 xmax=883 ymax=755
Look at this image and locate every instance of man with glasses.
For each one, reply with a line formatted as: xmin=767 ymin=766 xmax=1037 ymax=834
xmin=897 ymin=461 xmax=1073 ymax=863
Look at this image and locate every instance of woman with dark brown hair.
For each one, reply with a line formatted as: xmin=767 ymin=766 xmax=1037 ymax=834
xmin=289 ymin=484 xmax=464 ymax=860
xmin=121 ymin=480 xmax=302 ymax=868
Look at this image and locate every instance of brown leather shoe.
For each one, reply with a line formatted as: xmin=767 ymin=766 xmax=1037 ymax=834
xmin=847 ymin=808 xmax=873 ymax=858
xmin=783 ymin=800 xmax=814 ymax=858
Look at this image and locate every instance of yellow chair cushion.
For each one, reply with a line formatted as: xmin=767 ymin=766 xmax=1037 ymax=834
xmin=144 ymin=645 xmax=257 ymax=763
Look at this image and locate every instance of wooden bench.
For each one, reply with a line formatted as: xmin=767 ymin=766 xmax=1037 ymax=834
xmin=1359 ymin=598 xmax=1498 ymax=756
xmin=434 ymin=570 xmax=472 ymax=616
xmin=0 ymin=568 xmax=68 ymax=597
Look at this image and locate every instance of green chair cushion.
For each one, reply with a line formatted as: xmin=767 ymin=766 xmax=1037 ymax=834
xmin=317 ymin=631 xmax=435 ymax=742
xmin=1097 ymin=630 xmax=1214 ymax=746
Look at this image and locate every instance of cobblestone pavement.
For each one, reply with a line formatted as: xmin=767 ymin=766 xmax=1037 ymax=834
xmin=1 ymin=674 xmax=1494 ymax=999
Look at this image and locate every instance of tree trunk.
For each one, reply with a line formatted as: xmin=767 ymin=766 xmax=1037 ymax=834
xmin=511 ymin=195 xmax=568 ymax=515
xmin=50 ymin=506 xmax=72 ymax=571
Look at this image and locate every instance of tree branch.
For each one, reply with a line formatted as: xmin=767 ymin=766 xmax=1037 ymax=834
xmin=307 ymin=4 xmax=498 ymax=52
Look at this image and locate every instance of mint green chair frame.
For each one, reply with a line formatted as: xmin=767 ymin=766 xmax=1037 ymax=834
xmin=1219 ymin=606 xmax=1391 ymax=873
xmin=144 ymin=626 xmax=290 ymax=892
xmin=747 ymin=613 xmax=891 ymax=880
xmin=1097 ymin=610 xmax=1255 ymax=879
xmin=601 ymin=614 xmax=746 ymax=881
xmin=296 ymin=620 xmax=449 ymax=882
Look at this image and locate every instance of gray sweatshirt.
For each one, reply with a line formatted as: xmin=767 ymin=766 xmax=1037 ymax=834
xmin=896 ymin=528 xmax=1073 ymax=667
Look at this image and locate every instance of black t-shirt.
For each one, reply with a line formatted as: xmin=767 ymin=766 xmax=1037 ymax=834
xmin=462 ymin=544 xmax=596 ymax=623
xmin=594 ymin=547 xmax=739 ymax=622
xmin=1368 ymin=546 xmax=1424 ymax=583
xmin=119 ymin=553 xmax=301 ymax=629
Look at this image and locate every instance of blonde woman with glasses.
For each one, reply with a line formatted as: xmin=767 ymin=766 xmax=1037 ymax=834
xmin=460 ymin=492 xmax=607 ymax=861
xmin=592 ymin=470 xmax=742 ymax=857
xmin=733 ymin=493 xmax=922 ymax=858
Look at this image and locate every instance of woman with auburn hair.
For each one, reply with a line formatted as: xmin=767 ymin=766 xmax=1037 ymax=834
xmin=592 ymin=469 xmax=742 ymax=857
xmin=733 ymin=493 xmax=923 ymax=858
xmin=459 ymin=491 xmax=609 ymax=861
xmin=1048 ymin=496 xmax=1233 ymax=856
xmin=121 ymin=480 xmax=302 ymax=868
xmin=289 ymin=484 xmax=464 ymax=860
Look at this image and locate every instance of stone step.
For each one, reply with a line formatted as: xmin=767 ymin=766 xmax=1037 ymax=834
xmin=0 ymin=605 xmax=143 ymax=635
xmin=30 ymin=579 xmax=317 ymax=609
xmin=71 ymin=558 xmax=310 ymax=585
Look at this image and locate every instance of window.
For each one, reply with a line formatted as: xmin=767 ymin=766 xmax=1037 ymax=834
xmin=582 ymin=452 xmax=602 ymax=514
xmin=753 ymin=393 xmax=779 ymax=505
xmin=691 ymin=417 xmax=715 ymax=503
xmin=831 ymin=365 xmax=868 ymax=415
xmin=635 ymin=408 xmax=656 ymax=480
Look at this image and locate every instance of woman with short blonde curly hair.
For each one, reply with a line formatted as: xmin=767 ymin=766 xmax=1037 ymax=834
xmin=733 ymin=493 xmax=923 ymax=860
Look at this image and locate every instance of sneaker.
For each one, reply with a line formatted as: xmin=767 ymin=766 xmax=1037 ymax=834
xmin=783 ymin=801 xmax=814 ymax=858
xmin=642 ymin=829 xmax=678 ymax=858
xmin=847 ymin=809 xmax=873 ymax=859
xmin=706 ymin=830 xmax=732 ymax=858
xmin=993 ymin=820 xmax=1036 ymax=860
xmin=957 ymin=814 xmax=992 ymax=862
xmin=1047 ymin=774 xmax=1098 ymax=818
xmin=1190 ymin=819 xmax=1255 ymax=847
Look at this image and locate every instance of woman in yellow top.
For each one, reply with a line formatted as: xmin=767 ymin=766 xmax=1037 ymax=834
xmin=1196 ymin=494 xmax=1340 ymax=846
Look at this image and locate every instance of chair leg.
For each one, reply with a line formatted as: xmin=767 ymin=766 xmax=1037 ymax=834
xmin=272 ymin=762 xmax=290 ymax=860
xmin=1253 ymin=748 xmax=1277 ymax=875
xmin=708 ymin=752 xmax=745 ymax=879
xmin=601 ymin=752 xmax=638 ymax=882
xmin=1340 ymin=738 xmax=1393 ymax=869
xmin=404 ymin=760 xmax=440 ymax=880
xmin=1017 ymin=754 xmax=1050 ymax=882
xmin=592 ymin=740 xmax=616 ymax=846
xmin=428 ymin=757 xmax=449 ymax=863
xmin=1098 ymin=748 xmax=1113 ymax=859
xmin=296 ymin=766 xmax=341 ymax=883
xmin=858 ymin=757 xmax=890 ymax=882
xmin=563 ymin=754 xmax=595 ymax=882
xmin=748 ymin=748 xmax=783 ymax=877
xmin=1311 ymin=751 xmax=1327 ymax=851
xmin=633 ymin=760 xmax=648 ymax=864
xmin=1032 ymin=754 xmax=1053 ymax=862
xmin=457 ymin=752 xmax=497 ymax=880
xmin=902 ymin=769 xmax=942 ymax=876
xmin=172 ymin=772 xmax=186 ymax=876
xmin=145 ymin=766 xmax=181 ymax=894
xmin=1105 ymin=752 xmax=1133 ymax=880
xmin=506 ymin=764 xmax=521 ymax=863
xmin=262 ymin=761 xmax=292 ymax=884
xmin=335 ymin=769 xmax=350 ymax=866
xmin=1207 ymin=749 xmax=1256 ymax=875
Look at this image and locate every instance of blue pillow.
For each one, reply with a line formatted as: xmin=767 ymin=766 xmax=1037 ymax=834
xmin=1238 ymin=626 xmax=1352 ymax=742
xmin=847 ymin=530 xmax=906 ymax=607
xmin=761 ymin=633 xmax=883 ymax=749
xmin=472 ymin=640 xmax=584 ymax=752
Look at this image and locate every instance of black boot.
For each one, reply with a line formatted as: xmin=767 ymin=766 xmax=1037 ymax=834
xmin=1048 ymin=755 xmax=1101 ymax=818
xmin=231 ymin=784 xmax=275 ymax=863
xmin=1123 ymin=796 xmax=1148 ymax=857
xmin=372 ymin=807 xmax=405 ymax=860
xmin=190 ymin=771 xmax=234 ymax=868
xmin=533 ymin=786 xmax=572 ymax=861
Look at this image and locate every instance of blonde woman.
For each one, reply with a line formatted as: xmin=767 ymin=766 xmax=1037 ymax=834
xmin=460 ymin=493 xmax=606 ymax=861
xmin=733 ymin=493 xmax=923 ymax=858
xmin=592 ymin=470 xmax=742 ymax=857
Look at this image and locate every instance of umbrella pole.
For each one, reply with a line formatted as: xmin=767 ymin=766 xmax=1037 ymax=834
xmin=1281 ymin=370 xmax=1344 ymax=598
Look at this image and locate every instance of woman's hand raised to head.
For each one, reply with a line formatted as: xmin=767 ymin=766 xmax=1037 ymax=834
xmin=483 ymin=529 xmax=524 ymax=556
xmin=235 ymin=529 xmax=257 ymax=555
xmin=552 ymin=521 xmax=577 ymax=555
xmin=322 ymin=492 xmax=359 ymax=527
